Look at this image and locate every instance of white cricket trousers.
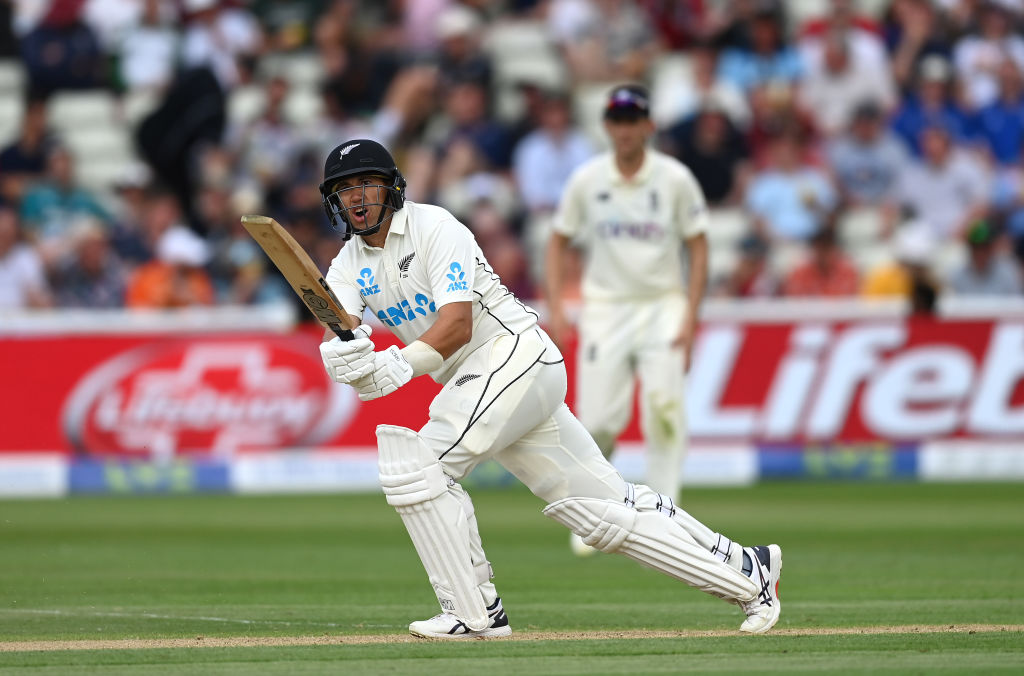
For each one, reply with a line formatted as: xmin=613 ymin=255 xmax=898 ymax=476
xmin=414 ymin=326 xmax=743 ymax=607
xmin=419 ymin=327 xmax=626 ymax=504
xmin=575 ymin=294 xmax=689 ymax=498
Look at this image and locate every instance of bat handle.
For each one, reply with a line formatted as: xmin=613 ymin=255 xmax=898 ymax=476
xmin=329 ymin=323 xmax=355 ymax=341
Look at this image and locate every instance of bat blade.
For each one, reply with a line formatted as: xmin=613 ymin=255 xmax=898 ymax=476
xmin=241 ymin=214 xmax=355 ymax=340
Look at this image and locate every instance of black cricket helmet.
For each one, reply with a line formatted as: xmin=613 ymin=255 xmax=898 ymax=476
xmin=319 ymin=139 xmax=407 ymax=240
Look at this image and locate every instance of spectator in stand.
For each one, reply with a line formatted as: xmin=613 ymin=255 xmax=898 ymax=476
xmin=948 ymin=219 xmax=1023 ymax=295
xmin=882 ymin=0 xmax=953 ymax=90
xmin=181 ymin=0 xmax=263 ymax=91
xmin=799 ymin=0 xmax=882 ymax=44
xmin=507 ymin=81 xmax=557 ymax=148
xmin=636 ymin=0 xmax=706 ymax=50
xmin=251 ymin=0 xmax=322 ymax=52
xmin=992 ymin=159 xmax=1024 ymax=250
xmin=797 ymin=29 xmax=897 ymax=137
xmin=888 ymin=124 xmax=989 ymax=239
xmin=307 ymin=79 xmax=386 ymax=157
xmin=782 ymin=226 xmax=859 ymax=297
xmin=205 ymin=186 xmax=290 ymax=305
xmin=827 ymin=101 xmax=908 ymax=207
xmin=230 ymin=76 xmax=303 ymax=205
xmin=513 ymin=91 xmax=594 ymax=215
xmin=717 ymin=5 xmax=801 ymax=94
xmin=121 ymin=184 xmax=189 ymax=268
xmin=973 ymin=60 xmax=1024 ymax=165
xmin=434 ymin=4 xmax=492 ymax=90
xmin=397 ymin=0 xmax=450 ymax=56
xmin=0 ymin=93 xmax=55 ymax=205
xmin=51 ymin=217 xmax=126 ymax=308
xmin=862 ymin=219 xmax=938 ymax=299
xmin=662 ymin=41 xmax=751 ymax=131
xmin=890 ymin=56 xmax=973 ymax=156
xmin=0 ymin=206 xmax=52 ymax=309
xmin=746 ymin=82 xmax=817 ymax=162
xmin=797 ymin=0 xmax=888 ymax=71
xmin=711 ymin=232 xmax=779 ymax=298
xmin=547 ymin=0 xmax=658 ymax=82
xmin=511 ymin=89 xmax=595 ymax=282
xmin=126 ymin=225 xmax=215 ymax=308
xmin=107 ymin=162 xmax=154 ymax=265
xmin=437 ymin=167 xmax=520 ymax=230
xmin=20 ymin=146 xmax=111 ymax=265
xmin=661 ymin=100 xmax=750 ymax=206
xmin=745 ymin=131 xmax=838 ymax=241
xmin=434 ymin=78 xmax=515 ymax=172
xmin=306 ymin=66 xmax=437 ymax=159
xmin=953 ymin=0 xmax=1024 ymax=110
xmin=19 ymin=0 xmax=106 ymax=96
xmin=80 ymin=0 xmax=153 ymax=54
xmin=116 ymin=0 xmax=179 ymax=93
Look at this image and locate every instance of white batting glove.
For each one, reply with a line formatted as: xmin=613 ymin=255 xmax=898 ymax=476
xmin=352 ymin=346 xmax=414 ymax=401
xmin=319 ymin=324 xmax=375 ymax=384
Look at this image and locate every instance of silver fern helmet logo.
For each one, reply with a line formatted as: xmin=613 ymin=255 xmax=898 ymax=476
xmin=339 ymin=143 xmax=360 ymax=158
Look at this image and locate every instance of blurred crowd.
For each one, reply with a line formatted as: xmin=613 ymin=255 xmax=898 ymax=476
xmin=1 ymin=0 xmax=1024 ymax=314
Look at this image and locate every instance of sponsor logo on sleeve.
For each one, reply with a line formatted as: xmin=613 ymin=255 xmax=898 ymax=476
xmin=446 ymin=262 xmax=468 ymax=292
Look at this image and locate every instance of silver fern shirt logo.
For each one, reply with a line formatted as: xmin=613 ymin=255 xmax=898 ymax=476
xmin=454 ymin=374 xmax=481 ymax=387
xmin=339 ymin=143 xmax=360 ymax=158
xmin=398 ymin=252 xmax=415 ymax=277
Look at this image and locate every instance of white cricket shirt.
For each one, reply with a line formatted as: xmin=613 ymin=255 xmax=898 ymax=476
xmin=554 ymin=149 xmax=709 ymax=302
xmin=326 ymin=201 xmax=540 ymax=383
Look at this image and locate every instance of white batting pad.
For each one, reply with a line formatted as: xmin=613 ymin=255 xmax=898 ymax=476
xmin=377 ymin=425 xmax=490 ymax=631
xmin=630 ymin=483 xmax=742 ymax=569
xmin=543 ymin=496 xmax=757 ymax=602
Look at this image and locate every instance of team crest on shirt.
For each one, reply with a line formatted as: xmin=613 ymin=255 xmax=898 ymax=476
xmin=446 ymin=262 xmax=468 ymax=292
xmin=357 ymin=268 xmax=380 ymax=296
xmin=398 ymin=252 xmax=415 ymax=278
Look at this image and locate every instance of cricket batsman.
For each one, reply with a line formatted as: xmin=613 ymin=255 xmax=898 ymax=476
xmin=316 ymin=138 xmax=781 ymax=638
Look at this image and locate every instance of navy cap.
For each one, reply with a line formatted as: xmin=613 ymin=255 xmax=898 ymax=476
xmin=604 ymin=85 xmax=650 ymax=121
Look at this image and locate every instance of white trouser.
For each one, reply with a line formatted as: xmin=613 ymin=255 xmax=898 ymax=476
xmin=409 ymin=326 xmax=746 ymax=612
xmin=575 ymin=294 xmax=688 ymax=499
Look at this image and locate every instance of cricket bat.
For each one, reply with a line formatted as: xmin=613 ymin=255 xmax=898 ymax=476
xmin=240 ymin=215 xmax=355 ymax=341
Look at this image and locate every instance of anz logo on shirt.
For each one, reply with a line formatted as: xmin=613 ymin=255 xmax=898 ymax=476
xmin=446 ymin=262 xmax=468 ymax=292
xmin=357 ymin=268 xmax=380 ymax=297
xmin=377 ymin=294 xmax=436 ymax=327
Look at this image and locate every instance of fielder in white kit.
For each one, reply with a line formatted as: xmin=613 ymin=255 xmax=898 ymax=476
xmin=315 ymin=139 xmax=781 ymax=638
xmin=546 ymin=84 xmax=707 ymax=504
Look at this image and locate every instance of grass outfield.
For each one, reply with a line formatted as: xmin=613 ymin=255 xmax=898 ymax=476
xmin=0 ymin=482 xmax=1021 ymax=674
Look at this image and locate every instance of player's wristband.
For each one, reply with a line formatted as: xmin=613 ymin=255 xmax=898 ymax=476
xmin=400 ymin=340 xmax=444 ymax=377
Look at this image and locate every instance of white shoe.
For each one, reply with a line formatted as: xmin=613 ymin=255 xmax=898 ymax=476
xmin=409 ymin=597 xmax=512 ymax=639
xmin=739 ymin=544 xmax=782 ymax=634
xmin=569 ymin=532 xmax=598 ymax=557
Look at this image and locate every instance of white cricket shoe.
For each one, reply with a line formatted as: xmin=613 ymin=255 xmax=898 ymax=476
xmin=408 ymin=597 xmax=512 ymax=639
xmin=739 ymin=544 xmax=782 ymax=634
xmin=569 ymin=532 xmax=598 ymax=557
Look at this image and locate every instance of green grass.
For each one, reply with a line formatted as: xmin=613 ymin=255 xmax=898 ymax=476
xmin=1 ymin=482 xmax=1022 ymax=674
